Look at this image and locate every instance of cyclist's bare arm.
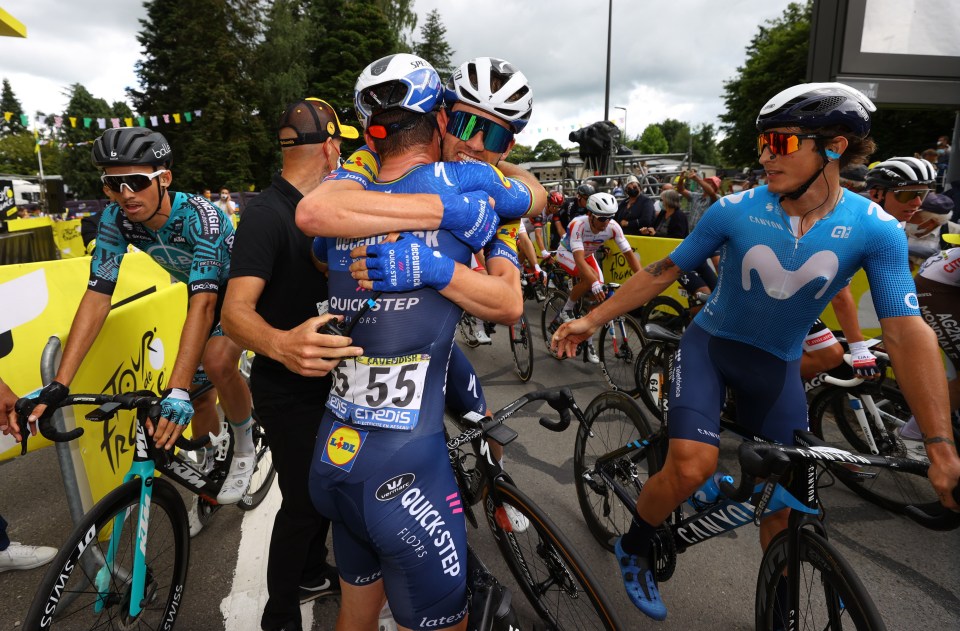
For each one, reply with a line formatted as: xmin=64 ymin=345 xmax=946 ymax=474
xmin=880 ymin=314 xmax=960 ymax=509
xmin=296 ymin=177 xmax=443 ymax=238
xmin=444 ymin=256 xmax=522 ymax=325
xmin=831 ymin=285 xmax=865 ymax=344
xmin=221 ymin=276 xmax=363 ymax=378
xmin=28 ymin=290 xmax=111 ymax=423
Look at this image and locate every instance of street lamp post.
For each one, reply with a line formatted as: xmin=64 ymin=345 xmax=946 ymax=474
xmin=614 ymin=105 xmax=627 ymax=141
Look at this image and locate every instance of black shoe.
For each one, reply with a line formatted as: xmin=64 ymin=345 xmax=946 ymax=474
xmin=262 ymin=621 xmax=302 ymax=631
xmin=299 ymin=566 xmax=340 ymax=604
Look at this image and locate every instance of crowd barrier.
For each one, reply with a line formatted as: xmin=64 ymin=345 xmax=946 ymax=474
xmin=0 ymin=253 xmax=185 ymax=509
xmin=5 ymin=216 xmax=86 ymax=260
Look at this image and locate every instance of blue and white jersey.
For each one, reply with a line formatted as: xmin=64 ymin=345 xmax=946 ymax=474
xmin=90 ymin=192 xmax=234 ymax=296
xmin=321 ymin=161 xmax=532 ymax=434
xmin=669 ymin=186 xmax=919 ymax=360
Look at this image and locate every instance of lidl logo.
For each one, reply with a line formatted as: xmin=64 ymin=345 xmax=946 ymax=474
xmin=321 ymin=422 xmax=367 ymax=472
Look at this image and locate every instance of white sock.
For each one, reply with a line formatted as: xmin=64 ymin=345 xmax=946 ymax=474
xmin=229 ymin=415 xmax=255 ymax=456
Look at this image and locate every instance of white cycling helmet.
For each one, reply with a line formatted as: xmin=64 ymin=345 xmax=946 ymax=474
xmin=445 ymin=57 xmax=533 ymax=133
xmin=865 ymin=157 xmax=937 ymax=189
xmin=354 ymin=53 xmax=443 ymax=129
xmin=586 ymin=192 xmax=618 ymax=217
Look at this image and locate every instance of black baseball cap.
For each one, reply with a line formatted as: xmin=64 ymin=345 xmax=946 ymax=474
xmin=278 ymin=98 xmax=359 ymax=147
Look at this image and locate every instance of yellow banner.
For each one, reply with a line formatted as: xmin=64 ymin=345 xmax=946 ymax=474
xmin=52 ymin=219 xmax=85 ymax=259
xmin=600 ymin=234 xmax=881 ymax=338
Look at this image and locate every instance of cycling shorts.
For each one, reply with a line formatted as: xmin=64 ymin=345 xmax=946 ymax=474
xmin=555 ymin=249 xmax=603 ymax=283
xmin=916 ymin=275 xmax=960 ymax=379
xmin=309 ymin=416 xmax=468 ymax=630
xmin=445 ymin=344 xmax=487 ymax=417
xmin=668 ymin=323 xmax=808 ymax=446
xmin=802 ymin=319 xmax=838 ymax=353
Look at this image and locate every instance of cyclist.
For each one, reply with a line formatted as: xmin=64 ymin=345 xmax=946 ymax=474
xmin=538 ymin=190 xmax=564 ymax=253
xmin=552 ymin=82 xmax=960 ymax=620
xmin=866 ymin=156 xmax=937 ymax=224
xmin=306 ymin=54 xmax=536 ymax=631
xmin=553 ymin=192 xmax=641 ymax=363
xmin=553 ymin=182 xmax=594 ymax=242
xmin=23 ymin=128 xmax=256 ymax=506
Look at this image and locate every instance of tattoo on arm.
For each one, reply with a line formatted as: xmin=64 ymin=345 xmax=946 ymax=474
xmin=644 ymin=258 xmax=676 ymax=278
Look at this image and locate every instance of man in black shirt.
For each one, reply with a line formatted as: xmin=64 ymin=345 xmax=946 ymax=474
xmin=222 ymin=98 xmax=363 ymax=631
xmin=553 ymin=182 xmax=594 ymax=246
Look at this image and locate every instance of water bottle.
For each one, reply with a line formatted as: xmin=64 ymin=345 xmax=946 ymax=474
xmin=688 ymin=472 xmax=735 ymax=510
xmin=378 ymin=602 xmax=398 ymax=631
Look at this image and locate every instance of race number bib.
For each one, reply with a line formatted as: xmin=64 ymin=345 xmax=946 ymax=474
xmin=326 ymin=353 xmax=430 ymax=431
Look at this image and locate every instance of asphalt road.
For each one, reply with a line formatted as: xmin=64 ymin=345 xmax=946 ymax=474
xmin=2 ymin=299 xmax=959 ymax=630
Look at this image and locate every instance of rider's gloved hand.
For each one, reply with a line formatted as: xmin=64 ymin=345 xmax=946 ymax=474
xmin=362 ymin=232 xmax=455 ymax=291
xmin=26 ymin=381 xmax=69 ymax=423
xmin=848 ymin=341 xmax=880 ymax=379
xmin=540 ymin=250 xmax=552 ymax=260
xmin=439 ymin=191 xmax=499 ymax=252
xmin=159 ymin=388 xmax=194 ymax=427
xmin=590 ymin=281 xmax=606 ymax=302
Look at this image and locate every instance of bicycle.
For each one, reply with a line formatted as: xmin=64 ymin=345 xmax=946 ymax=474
xmin=17 ymin=386 xmax=274 ymax=630
xmin=572 ymin=388 xmax=960 ymax=630
xmin=541 ymin=282 xmax=645 ymax=395
xmin=446 ymin=388 xmax=624 ymax=630
xmin=507 ymin=312 xmax=534 ymax=382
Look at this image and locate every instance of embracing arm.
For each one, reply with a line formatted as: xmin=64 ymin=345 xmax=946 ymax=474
xmin=496 ymin=161 xmax=546 ymax=216
xmin=441 ymin=257 xmax=522 ymax=325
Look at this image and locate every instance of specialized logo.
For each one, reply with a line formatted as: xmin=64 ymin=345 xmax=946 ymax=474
xmin=741 ymin=245 xmax=838 ymax=300
xmin=321 ymin=421 xmax=367 ymax=472
xmin=376 ymin=473 xmax=416 ymax=501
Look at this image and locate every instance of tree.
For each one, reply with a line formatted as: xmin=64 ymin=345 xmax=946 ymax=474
xmin=719 ymin=2 xmax=811 ymax=167
xmin=0 ymin=79 xmax=25 ymax=136
xmin=52 ymin=85 xmax=126 ymax=199
xmin=376 ymin=0 xmax=417 ymax=52
xmin=504 ymin=143 xmax=535 ymax=165
xmin=0 ymin=133 xmax=44 ymax=175
xmin=637 ymin=124 xmax=669 ymax=154
xmin=413 ymin=9 xmax=454 ymax=79
xmin=534 ymin=138 xmax=564 ymax=162
xmin=660 ymin=118 xmax=688 ymax=152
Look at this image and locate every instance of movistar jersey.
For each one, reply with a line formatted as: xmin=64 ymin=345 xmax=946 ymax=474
xmin=90 ymin=192 xmax=234 ymax=296
xmin=669 ymin=187 xmax=919 ymax=360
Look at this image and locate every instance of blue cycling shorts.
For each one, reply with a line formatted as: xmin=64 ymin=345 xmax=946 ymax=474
xmin=667 ymin=323 xmax=808 ymax=446
xmin=308 ymin=414 xmax=468 ymax=630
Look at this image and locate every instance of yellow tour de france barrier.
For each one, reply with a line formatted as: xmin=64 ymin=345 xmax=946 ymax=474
xmin=8 ymin=216 xmax=87 ymax=259
xmin=0 ymin=252 xmax=186 ymax=507
xmin=597 ymin=234 xmax=882 ymax=339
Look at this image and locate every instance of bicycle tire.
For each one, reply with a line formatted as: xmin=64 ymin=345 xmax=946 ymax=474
xmin=508 ymin=314 xmax=534 ymax=382
xmin=809 ymin=384 xmax=937 ymax=513
xmin=597 ymin=313 xmax=644 ymax=395
xmin=459 ymin=314 xmax=481 ymax=348
xmin=633 ymin=340 xmax=674 ymax=422
xmin=573 ymin=390 xmax=660 ymax=552
xmin=540 ymin=290 xmax=569 ymax=360
xmin=485 ymin=480 xmax=624 ymax=630
xmin=25 ymin=478 xmax=190 ymax=631
xmin=238 ymin=413 xmax=277 ymax=511
xmin=756 ymin=529 xmax=885 ymax=631
xmin=639 ymin=296 xmax=689 ymax=335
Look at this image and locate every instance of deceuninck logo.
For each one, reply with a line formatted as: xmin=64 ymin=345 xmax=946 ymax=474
xmin=321 ymin=421 xmax=368 ymax=472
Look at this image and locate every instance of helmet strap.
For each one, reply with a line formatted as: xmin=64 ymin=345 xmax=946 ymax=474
xmin=780 ymin=143 xmax=829 ymax=202
xmin=142 ymin=177 xmax=168 ymax=224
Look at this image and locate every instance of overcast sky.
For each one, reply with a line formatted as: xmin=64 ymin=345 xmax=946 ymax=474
xmin=0 ymin=0 xmax=797 ymax=147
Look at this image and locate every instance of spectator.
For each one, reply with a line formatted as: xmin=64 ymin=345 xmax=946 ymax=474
xmin=611 ymin=178 xmax=623 ymax=196
xmin=202 ymin=188 xmax=212 ymax=201
xmin=677 ymin=169 xmax=720 ymax=229
xmin=653 ymin=182 xmax=674 ymax=215
xmin=839 ymin=164 xmax=867 ymax=192
xmin=0 ymin=376 xmax=57 ymax=573
xmin=643 ymin=189 xmax=688 ymax=239
xmin=906 ymin=192 xmax=953 ymax=262
xmin=937 ymin=135 xmax=951 ymax=168
xmin=215 ymin=186 xmax=238 ymax=217
xmin=615 ymin=175 xmax=656 ymax=235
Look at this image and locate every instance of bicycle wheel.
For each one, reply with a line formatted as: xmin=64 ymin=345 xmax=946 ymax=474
xmin=634 ymin=341 xmax=674 ymax=421
xmin=458 ymin=314 xmax=481 ymax=348
xmin=597 ymin=313 xmax=644 ymax=395
xmin=238 ymin=412 xmax=277 ymax=511
xmin=639 ymin=296 xmax=689 ymax=335
xmin=486 ymin=480 xmax=624 ymax=630
xmin=809 ymin=385 xmax=937 ymax=513
xmin=508 ymin=314 xmax=534 ymax=382
xmin=756 ymin=529 xmax=885 ymax=631
xmin=25 ymin=478 xmax=190 ymax=630
xmin=574 ymin=391 xmax=660 ymax=551
xmin=540 ymin=290 xmax=569 ymax=360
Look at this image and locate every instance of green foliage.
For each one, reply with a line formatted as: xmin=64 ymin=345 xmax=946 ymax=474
xmin=0 ymin=133 xmax=43 ymax=175
xmin=504 ymin=143 xmax=535 ymax=164
xmin=719 ymin=2 xmax=812 ymax=167
xmin=54 ymin=85 xmax=128 ymax=199
xmin=637 ymin=124 xmax=669 ymax=154
xmin=533 ymin=138 xmax=564 ymax=162
xmin=0 ymin=79 xmax=25 ymax=136
xmin=413 ymin=9 xmax=454 ymax=79
xmin=375 ymin=0 xmax=417 ymax=52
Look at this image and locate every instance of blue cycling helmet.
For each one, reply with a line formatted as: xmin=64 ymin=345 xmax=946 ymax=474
xmin=354 ymin=53 xmax=443 ymax=129
xmin=756 ymin=82 xmax=876 ymax=138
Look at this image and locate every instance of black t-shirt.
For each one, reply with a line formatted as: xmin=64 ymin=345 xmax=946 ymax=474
xmin=229 ymin=174 xmax=331 ymax=395
xmin=556 ymin=199 xmax=585 ymax=236
xmin=616 ymin=195 xmax=656 ymax=235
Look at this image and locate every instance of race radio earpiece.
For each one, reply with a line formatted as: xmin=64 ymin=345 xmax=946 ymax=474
xmin=825 ymin=149 xmax=841 ymax=161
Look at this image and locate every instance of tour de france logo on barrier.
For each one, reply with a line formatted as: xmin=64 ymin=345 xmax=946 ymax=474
xmin=97 ymin=328 xmax=167 ymax=474
xmin=321 ymin=421 xmax=368 ymax=473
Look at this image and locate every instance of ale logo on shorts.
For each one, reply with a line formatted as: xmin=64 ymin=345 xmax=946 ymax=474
xmin=321 ymin=421 xmax=367 ymax=472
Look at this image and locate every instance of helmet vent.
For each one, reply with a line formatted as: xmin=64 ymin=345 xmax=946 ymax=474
xmin=802 ymin=96 xmax=844 ymax=114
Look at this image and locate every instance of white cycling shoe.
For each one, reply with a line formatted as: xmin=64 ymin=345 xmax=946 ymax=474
xmin=585 ymin=342 xmax=600 ymax=364
xmin=503 ymin=503 xmax=530 ymax=533
xmin=217 ymin=454 xmax=256 ymax=505
xmin=474 ymin=326 xmax=493 ymax=345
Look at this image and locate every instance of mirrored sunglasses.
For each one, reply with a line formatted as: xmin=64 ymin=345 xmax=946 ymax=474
xmin=101 ymin=169 xmax=167 ymax=193
xmin=756 ymin=132 xmax=822 ymax=157
xmin=446 ymin=110 xmax=514 ymax=154
xmin=890 ymin=188 xmax=933 ymax=203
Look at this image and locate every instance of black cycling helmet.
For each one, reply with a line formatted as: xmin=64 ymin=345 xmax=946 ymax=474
xmin=756 ymin=82 xmax=875 ymax=138
xmin=91 ymin=127 xmax=173 ymax=168
xmin=865 ymin=157 xmax=937 ymax=190
xmin=576 ymin=183 xmax=596 ymax=197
